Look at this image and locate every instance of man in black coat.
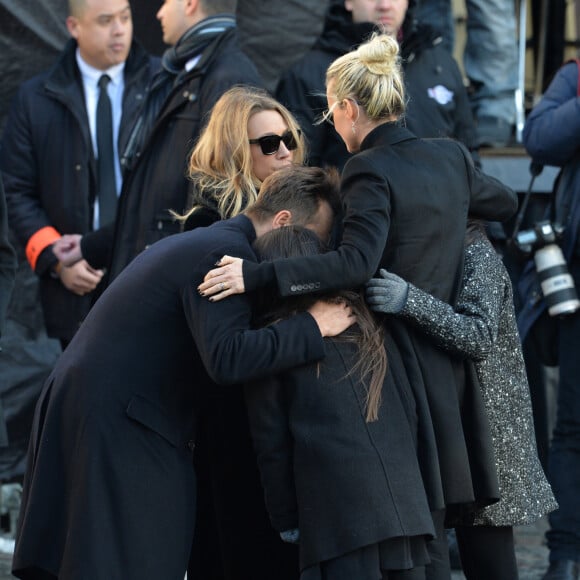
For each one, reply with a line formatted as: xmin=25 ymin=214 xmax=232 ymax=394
xmin=102 ymin=0 xmax=263 ymax=285
xmin=0 ymin=0 xmax=158 ymax=348
xmin=12 ymin=166 xmax=352 ymax=580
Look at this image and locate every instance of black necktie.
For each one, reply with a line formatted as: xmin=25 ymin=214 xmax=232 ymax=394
xmin=96 ymin=74 xmax=117 ymax=227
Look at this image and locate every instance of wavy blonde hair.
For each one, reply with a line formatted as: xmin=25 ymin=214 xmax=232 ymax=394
xmin=184 ymin=86 xmax=306 ymax=221
xmin=326 ymin=33 xmax=406 ymax=122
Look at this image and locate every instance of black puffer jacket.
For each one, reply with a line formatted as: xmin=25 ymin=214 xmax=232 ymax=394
xmin=275 ymin=0 xmax=477 ymax=171
xmin=1 ymin=39 xmax=158 ymax=341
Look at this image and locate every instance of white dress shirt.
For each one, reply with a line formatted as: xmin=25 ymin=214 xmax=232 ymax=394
xmin=76 ymin=51 xmax=125 ymax=229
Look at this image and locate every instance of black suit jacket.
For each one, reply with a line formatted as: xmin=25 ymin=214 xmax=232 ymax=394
xmin=13 ymin=215 xmax=325 ymax=580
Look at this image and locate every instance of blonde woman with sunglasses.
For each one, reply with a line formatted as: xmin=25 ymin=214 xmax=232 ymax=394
xmin=182 ymin=85 xmax=306 ymax=229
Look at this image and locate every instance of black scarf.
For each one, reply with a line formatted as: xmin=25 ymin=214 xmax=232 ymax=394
xmin=161 ymin=14 xmax=236 ymax=75
xmin=121 ymin=15 xmax=236 ymax=170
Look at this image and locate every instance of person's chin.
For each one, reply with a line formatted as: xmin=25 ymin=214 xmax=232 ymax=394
xmin=108 ymin=47 xmax=129 ymax=64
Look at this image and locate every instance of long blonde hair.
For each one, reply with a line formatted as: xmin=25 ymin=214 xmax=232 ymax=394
xmin=185 ymin=86 xmax=306 ymax=221
xmin=326 ymin=33 xmax=406 ymax=122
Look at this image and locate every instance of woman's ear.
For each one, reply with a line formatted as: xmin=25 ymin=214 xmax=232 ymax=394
xmin=344 ymin=99 xmax=358 ymax=123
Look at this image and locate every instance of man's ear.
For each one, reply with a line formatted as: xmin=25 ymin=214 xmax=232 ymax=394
xmin=184 ymin=0 xmax=200 ymax=17
xmin=272 ymin=210 xmax=292 ymax=229
xmin=66 ymin=16 xmax=79 ymax=39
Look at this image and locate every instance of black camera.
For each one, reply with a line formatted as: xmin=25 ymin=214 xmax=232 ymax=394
xmin=515 ymin=220 xmax=580 ymax=316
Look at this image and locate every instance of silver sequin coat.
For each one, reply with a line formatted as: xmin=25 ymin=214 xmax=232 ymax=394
xmin=400 ymin=231 xmax=557 ymax=526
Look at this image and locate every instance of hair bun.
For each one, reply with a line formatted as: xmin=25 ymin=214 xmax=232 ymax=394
xmin=358 ymin=34 xmax=400 ymax=76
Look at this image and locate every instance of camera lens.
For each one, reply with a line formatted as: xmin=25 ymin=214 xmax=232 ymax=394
xmin=534 ymin=244 xmax=580 ymax=316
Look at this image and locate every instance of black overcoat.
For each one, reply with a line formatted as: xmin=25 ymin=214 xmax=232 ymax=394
xmin=12 ymin=216 xmax=326 ymax=580
xmin=247 ymin=124 xmax=518 ymax=513
xmin=246 ymin=333 xmax=435 ymax=571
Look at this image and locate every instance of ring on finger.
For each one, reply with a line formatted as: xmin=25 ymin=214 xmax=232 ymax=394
xmin=219 ymin=282 xmax=226 ymax=291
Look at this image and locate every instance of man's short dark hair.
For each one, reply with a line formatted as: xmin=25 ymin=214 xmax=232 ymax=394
xmin=200 ymin=0 xmax=237 ymax=15
xmin=246 ymin=166 xmax=341 ymax=226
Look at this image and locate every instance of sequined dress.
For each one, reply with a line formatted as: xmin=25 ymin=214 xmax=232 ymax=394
xmin=400 ymin=231 xmax=557 ymax=526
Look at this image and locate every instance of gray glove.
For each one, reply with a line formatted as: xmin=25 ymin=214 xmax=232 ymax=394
xmin=280 ymin=528 xmax=300 ymax=544
xmin=365 ymin=269 xmax=409 ymax=314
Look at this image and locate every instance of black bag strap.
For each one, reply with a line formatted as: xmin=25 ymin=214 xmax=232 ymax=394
xmin=509 ymin=162 xmax=543 ymax=243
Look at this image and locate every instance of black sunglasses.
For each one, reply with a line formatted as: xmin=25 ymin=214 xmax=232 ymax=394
xmin=249 ymin=130 xmax=299 ymax=155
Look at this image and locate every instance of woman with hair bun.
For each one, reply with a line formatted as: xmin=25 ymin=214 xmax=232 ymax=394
xmin=200 ymin=34 xmax=518 ymax=579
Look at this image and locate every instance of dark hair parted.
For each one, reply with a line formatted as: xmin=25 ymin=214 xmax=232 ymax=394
xmin=253 ymin=226 xmax=387 ymax=422
xmin=245 ymin=165 xmax=341 ymax=226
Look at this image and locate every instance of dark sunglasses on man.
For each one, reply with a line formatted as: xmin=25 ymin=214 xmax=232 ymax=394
xmin=249 ymin=130 xmax=300 ymax=155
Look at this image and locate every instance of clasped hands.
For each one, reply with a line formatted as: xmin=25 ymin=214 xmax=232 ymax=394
xmin=52 ymin=234 xmax=103 ymax=297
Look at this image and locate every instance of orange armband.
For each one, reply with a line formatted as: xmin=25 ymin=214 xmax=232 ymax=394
xmin=26 ymin=226 xmax=61 ymax=271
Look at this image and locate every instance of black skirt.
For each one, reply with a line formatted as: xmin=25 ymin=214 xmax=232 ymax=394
xmin=300 ymin=535 xmax=430 ymax=580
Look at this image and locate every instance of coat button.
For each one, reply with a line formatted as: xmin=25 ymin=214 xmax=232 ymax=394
xmin=74 ymin=164 xmax=82 ymax=171
xmin=187 ymin=440 xmax=195 ymax=452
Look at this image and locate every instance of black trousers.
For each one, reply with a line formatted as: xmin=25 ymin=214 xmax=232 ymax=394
xmin=188 ymin=389 xmax=299 ymax=580
xmin=456 ymin=525 xmax=518 ymax=580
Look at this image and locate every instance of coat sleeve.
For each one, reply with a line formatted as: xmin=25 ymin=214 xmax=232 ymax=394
xmin=522 ymin=62 xmax=580 ymax=167
xmin=458 ymin=141 xmax=518 ymax=221
xmin=0 ymin=174 xmax=16 ymax=337
xmin=80 ymin=225 xmax=115 ymax=270
xmin=0 ymin=85 xmax=60 ymax=275
xmin=244 ymin=376 xmax=298 ymax=531
xmin=399 ymin=240 xmax=504 ymax=361
xmin=182 ymin=233 xmax=326 ymax=385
